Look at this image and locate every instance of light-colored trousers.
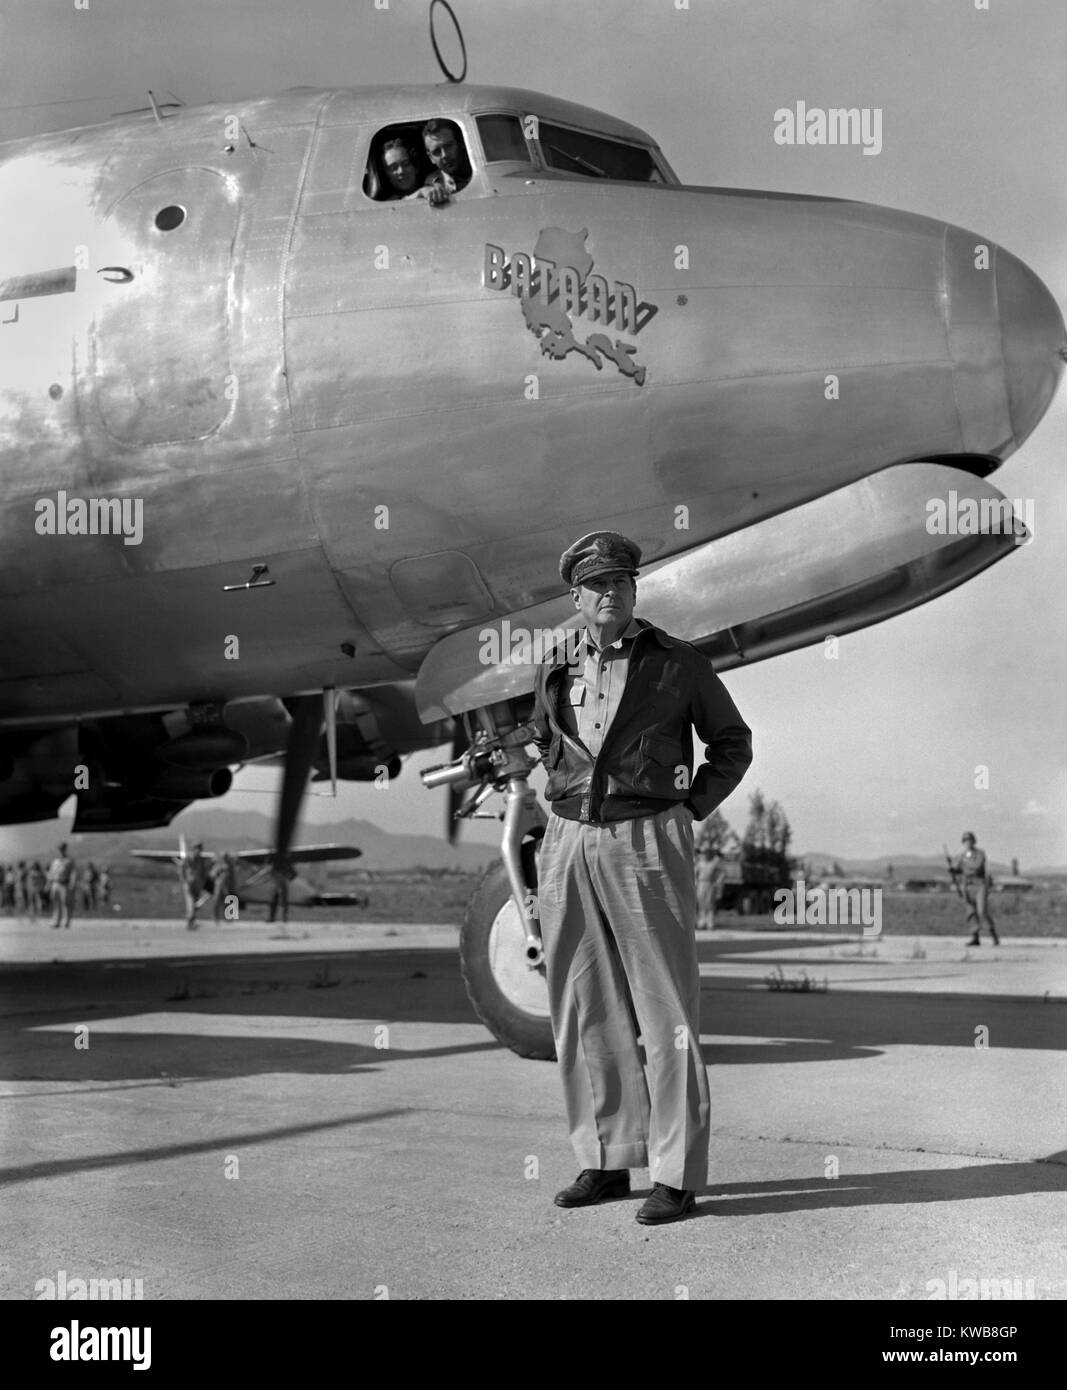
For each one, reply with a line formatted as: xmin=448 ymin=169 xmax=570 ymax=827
xmin=50 ymin=884 xmax=73 ymax=929
xmin=537 ymin=803 xmax=710 ymax=1191
xmin=964 ymin=881 xmax=996 ymax=934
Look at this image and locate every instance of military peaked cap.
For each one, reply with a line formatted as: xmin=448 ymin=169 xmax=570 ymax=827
xmin=559 ymin=531 xmax=642 ymax=587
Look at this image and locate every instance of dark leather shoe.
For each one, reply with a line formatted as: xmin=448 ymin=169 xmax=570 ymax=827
xmin=966 ymin=937 xmax=980 ymax=946
xmin=636 ymin=1183 xmax=696 ymax=1224
xmin=554 ymin=1168 xmax=630 ymax=1207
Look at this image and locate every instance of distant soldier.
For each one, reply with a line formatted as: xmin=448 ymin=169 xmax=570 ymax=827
xmin=98 ymin=865 xmax=112 ymax=909
xmin=28 ymin=861 xmax=46 ymax=918
xmin=695 ymin=846 xmax=726 ymax=931
xmin=2 ymin=864 xmax=14 ymax=911
xmin=15 ymin=860 xmax=29 ymax=913
xmin=82 ymin=862 xmax=99 ymax=912
xmin=268 ymin=865 xmax=292 ymax=925
xmin=950 ymin=832 xmax=999 ymax=946
xmin=212 ymin=853 xmax=238 ymax=924
xmin=47 ymin=843 xmax=77 ymax=929
xmin=179 ymin=843 xmax=211 ymax=930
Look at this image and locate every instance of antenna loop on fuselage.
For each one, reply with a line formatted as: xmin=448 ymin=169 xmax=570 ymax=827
xmin=429 ymin=0 xmax=468 ymax=83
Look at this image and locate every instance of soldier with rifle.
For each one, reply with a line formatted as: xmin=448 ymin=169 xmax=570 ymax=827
xmin=945 ymin=833 xmax=999 ymax=946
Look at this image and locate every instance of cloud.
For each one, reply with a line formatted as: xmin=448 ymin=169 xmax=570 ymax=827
xmin=1020 ymin=800 xmax=1047 ymax=816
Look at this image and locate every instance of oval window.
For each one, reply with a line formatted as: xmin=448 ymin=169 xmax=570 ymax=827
xmin=154 ymin=205 xmax=186 ymax=231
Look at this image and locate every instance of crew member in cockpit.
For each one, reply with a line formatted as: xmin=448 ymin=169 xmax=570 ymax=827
xmin=419 ymin=119 xmax=471 ymax=205
xmin=380 ymin=138 xmax=420 ymax=199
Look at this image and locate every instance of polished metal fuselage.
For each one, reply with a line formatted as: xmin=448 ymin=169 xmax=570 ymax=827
xmin=0 ymin=84 xmax=1062 ymax=726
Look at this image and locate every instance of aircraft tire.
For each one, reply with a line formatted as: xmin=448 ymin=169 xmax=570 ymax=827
xmin=461 ymin=857 xmax=556 ymax=1062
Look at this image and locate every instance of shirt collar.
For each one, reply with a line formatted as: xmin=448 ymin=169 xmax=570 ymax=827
xmin=581 ymin=616 xmax=642 ymax=655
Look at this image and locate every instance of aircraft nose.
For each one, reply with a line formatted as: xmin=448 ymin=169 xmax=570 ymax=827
xmin=996 ymin=249 xmax=1066 ymax=448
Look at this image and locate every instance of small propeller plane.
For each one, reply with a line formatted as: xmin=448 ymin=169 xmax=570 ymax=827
xmin=128 ymin=834 xmax=366 ymax=912
xmin=0 ymin=7 xmax=1063 ymax=1057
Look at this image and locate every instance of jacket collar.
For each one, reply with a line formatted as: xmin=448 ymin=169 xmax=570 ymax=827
xmin=543 ymin=616 xmax=673 ymax=675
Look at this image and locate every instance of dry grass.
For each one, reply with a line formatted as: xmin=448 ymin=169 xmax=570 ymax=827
xmin=39 ymin=871 xmax=1067 ymax=937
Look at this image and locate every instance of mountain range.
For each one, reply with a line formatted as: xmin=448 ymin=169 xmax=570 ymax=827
xmin=795 ymin=851 xmax=1065 ymax=879
xmin=0 ymin=811 xmax=1061 ymax=877
xmin=0 ymin=807 xmax=498 ymax=872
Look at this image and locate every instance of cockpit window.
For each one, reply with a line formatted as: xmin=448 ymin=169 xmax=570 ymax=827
xmin=536 ymin=121 xmax=665 ymax=183
xmin=476 ymin=114 xmax=533 ymax=164
xmin=364 ymin=119 xmax=474 ymax=202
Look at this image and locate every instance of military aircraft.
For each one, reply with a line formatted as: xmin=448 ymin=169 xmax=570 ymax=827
xmin=1 ymin=8 xmax=1063 ymax=1058
xmin=128 ymin=835 xmax=366 ymax=912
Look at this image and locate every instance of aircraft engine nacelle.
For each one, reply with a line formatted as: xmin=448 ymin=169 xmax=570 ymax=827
xmin=339 ymin=751 xmax=402 ymax=782
xmin=144 ymin=766 xmax=233 ymax=802
xmin=314 ymin=745 xmax=402 ymax=783
xmin=0 ymin=714 xmax=242 ymax=832
xmin=0 ymin=727 xmax=93 ymax=801
xmin=153 ymin=730 xmax=249 ymax=769
xmin=309 ymin=687 xmax=426 ymax=783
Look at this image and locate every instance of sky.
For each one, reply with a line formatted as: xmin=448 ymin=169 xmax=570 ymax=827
xmin=1 ymin=0 xmax=1064 ymax=866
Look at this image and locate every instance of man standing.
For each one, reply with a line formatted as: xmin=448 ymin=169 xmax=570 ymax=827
xmin=47 ymin=843 xmax=77 ymax=930
xmin=179 ymin=843 xmax=210 ymax=931
xmin=268 ymin=865 xmax=292 ymax=925
xmin=15 ymin=861 xmax=29 ymax=915
xmin=83 ymin=862 xmax=99 ymax=913
xmin=418 ymin=118 xmax=471 ymax=205
xmin=212 ymin=853 xmax=238 ymax=925
xmin=695 ymin=846 xmax=726 ymax=931
xmin=28 ymin=861 xmax=46 ymax=918
xmin=950 ymin=832 xmax=999 ymax=946
xmin=532 ymin=531 xmax=752 ymax=1224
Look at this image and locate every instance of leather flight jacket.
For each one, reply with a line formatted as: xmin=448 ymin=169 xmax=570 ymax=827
xmin=532 ymin=619 xmax=753 ymax=824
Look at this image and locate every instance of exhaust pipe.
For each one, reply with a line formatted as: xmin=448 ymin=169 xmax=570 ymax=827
xmin=147 ymin=766 xmax=233 ymax=801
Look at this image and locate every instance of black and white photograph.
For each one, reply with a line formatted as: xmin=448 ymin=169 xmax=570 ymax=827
xmin=1 ymin=0 xmax=1064 ymax=1334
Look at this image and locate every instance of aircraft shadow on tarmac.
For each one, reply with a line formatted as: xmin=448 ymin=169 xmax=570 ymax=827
xmin=695 ymin=1150 xmax=1067 ymax=1216
xmin=1 ymin=942 xmax=1061 ymax=1086
xmin=0 ymin=1110 xmax=418 ymax=1189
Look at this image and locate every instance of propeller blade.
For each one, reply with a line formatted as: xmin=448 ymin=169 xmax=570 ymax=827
xmin=274 ymin=695 xmax=325 ymax=874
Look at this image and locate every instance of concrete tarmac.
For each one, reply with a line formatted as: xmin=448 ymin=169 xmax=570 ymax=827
xmin=2 ymin=918 xmax=1065 ymax=1300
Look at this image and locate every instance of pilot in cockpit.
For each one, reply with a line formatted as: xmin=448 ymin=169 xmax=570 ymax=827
xmin=419 ymin=119 xmax=472 ymax=205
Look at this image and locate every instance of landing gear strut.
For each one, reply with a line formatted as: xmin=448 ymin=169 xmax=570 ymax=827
xmin=422 ymin=700 xmax=555 ymax=1060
